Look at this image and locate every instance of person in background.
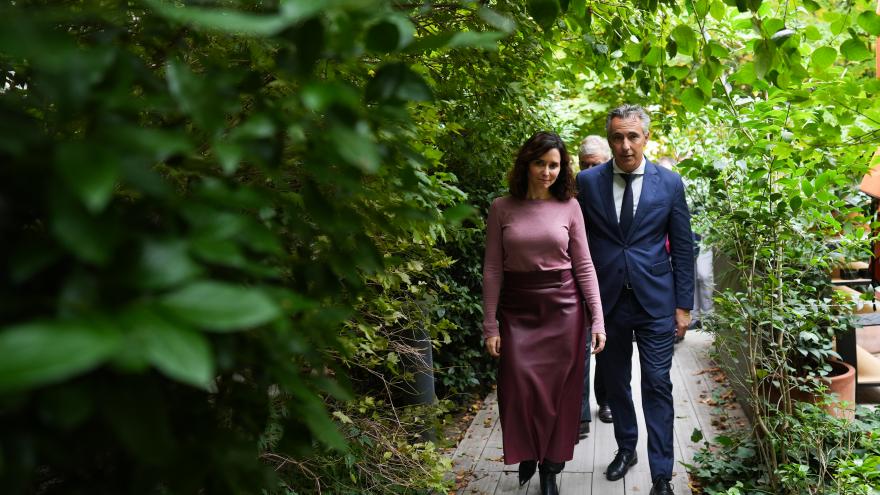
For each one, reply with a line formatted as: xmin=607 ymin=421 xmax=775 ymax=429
xmin=576 ymin=135 xmax=614 ymax=435
xmin=657 ymin=156 xmax=713 ymax=343
xmin=578 ymin=135 xmax=611 ymax=172
xmin=482 ymin=131 xmax=606 ymax=495
xmin=575 ymin=105 xmax=694 ymax=495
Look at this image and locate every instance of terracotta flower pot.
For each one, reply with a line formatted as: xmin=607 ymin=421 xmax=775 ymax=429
xmin=770 ymin=360 xmax=857 ymax=420
xmin=824 ymin=359 xmax=856 ymax=420
xmin=788 ymin=360 xmax=856 ymax=419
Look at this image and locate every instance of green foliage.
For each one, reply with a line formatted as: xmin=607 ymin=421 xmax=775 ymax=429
xmin=3 ymin=0 xmax=880 ymax=492
xmin=667 ymin=1 xmax=880 ymax=492
xmin=691 ymin=405 xmax=880 ymax=494
xmin=0 ymin=0 xmax=508 ymax=492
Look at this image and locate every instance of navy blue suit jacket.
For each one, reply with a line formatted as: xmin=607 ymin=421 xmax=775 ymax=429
xmin=576 ymin=159 xmax=694 ymax=318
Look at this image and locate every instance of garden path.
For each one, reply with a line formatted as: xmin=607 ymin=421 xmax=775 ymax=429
xmin=449 ymin=331 xmax=745 ymax=494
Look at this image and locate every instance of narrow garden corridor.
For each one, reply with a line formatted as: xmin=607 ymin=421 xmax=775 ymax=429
xmin=450 ymin=332 xmax=745 ymax=494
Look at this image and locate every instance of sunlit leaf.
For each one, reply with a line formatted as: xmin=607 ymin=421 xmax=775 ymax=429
xmin=670 ymin=24 xmax=698 ymax=56
xmin=841 ymin=38 xmax=872 ymax=61
xmin=810 ymin=46 xmax=837 ymax=71
xmin=858 ymin=11 xmax=880 ymax=36
xmin=681 ymin=87 xmax=705 ymax=112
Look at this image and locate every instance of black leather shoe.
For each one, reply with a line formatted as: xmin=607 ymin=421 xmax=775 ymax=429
xmin=649 ymin=477 xmax=674 ymax=495
xmin=518 ymin=460 xmax=536 ymax=486
xmin=538 ymin=461 xmax=563 ymax=495
xmin=598 ymin=404 xmax=613 ymax=423
xmin=578 ymin=420 xmax=590 ymax=438
xmin=605 ymin=450 xmax=637 ymax=481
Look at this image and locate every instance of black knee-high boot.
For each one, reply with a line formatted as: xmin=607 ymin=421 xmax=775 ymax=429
xmin=539 ymin=460 xmax=564 ymax=495
xmin=518 ymin=460 xmax=537 ymax=486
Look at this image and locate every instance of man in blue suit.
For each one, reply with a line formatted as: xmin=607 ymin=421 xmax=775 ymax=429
xmin=575 ymin=105 xmax=694 ymax=495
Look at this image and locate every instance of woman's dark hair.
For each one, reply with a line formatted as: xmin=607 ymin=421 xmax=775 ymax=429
xmin=508 ymin=131 xmax=576 ymax=200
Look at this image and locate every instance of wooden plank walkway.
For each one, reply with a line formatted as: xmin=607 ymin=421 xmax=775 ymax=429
xmin=449 ymin=331 xmax=746 ymax=494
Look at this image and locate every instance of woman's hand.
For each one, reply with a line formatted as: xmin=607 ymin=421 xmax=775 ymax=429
xmin=591 ymin=333 xmax=606 ymax=354
xmin=485 ymin=336 xmax=501 ymax=357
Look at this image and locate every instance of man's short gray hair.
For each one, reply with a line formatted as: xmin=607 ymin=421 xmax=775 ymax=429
xmin=578 ymin=135 xmax=610 ymax=160
xmin=606 ymin=104 xmax=651 ymax=136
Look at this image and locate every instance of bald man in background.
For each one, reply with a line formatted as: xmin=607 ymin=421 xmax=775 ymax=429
xmin=577 ymin=135 xmax=614 ymax=439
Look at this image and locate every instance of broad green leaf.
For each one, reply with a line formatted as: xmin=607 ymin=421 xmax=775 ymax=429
xmin=528 ymin=0 xmax=561 ymax=29
xmin=858 ymin=11 xmax=880 ymax=36
xmin=365 ymin=14 xmax=415 ymax=52
xmin=801 ymin=179 xmax=814 ymax=197
xmin=50 ymin=193 xmax=119 ymax=265
xmin=442 ymin=204 xmax=476 ymax=223
xmin=716 ymin=435 xmax=734 ymax=446
xmin=754 ymin=40 xmax=774 ymax=78
xmin=697 ymin=66 xmax=714 ymax=95
xmin=159 ymin=281 xmax=281 ymax=332
xmin=709 ymin=0 xmax=727 ymax=20
xmin=804 ymin=25 xmax=822 ymax=41
xmin=643 ymin=46 xmax=662 ymax=66
xmin=667 ymin=65 xmax=690 ymax=80
xmin=0 ymin=319 xmax=120 ymax=393
xmin=146 ymin=0 xmax=348 ymax=36
xmin=694 ymin=0 xmax=710 ymax=17
xmin=365 ymin=63 xmax=432 ymax=103
xmin=478 ymin=7 xmax=516 ymax=33
xmin=126 ymin=308 xmax=215 ymax=388
xmin=568 ymin=0 xmax=586 ymax=17
xmin=670 ymin=25 xmax=698 ymax=56
xmin=691 ymin=428 xmax=704 ymax=443
xmin=624 ymin=42 xmax=642 ymax=62
xmin=112 ymin=127 xmax=192 ymax=163
xmin=810 ymin=46 xmax=837 ymax=71
xmin=707 ymin=40 xmax=729 ymax=59
xmin=300 ymin=82 xmax=360 ymax=112
xmin=681 ymin=87 xmax=705 ymax=112
xmin=133 ymin=239 xmax=202 ymax=290
xmin=802 ymin=0 xmax=820 ymax=12
xmin=841 ymin=38 xmax=872 ymax=61
xmin=329 ymin=124 xmax=381 ymax=173
xmin=56 ymin=141 xmax=119 ymax=213
xmin=291 ymin=383 xmax=348 ymax=451
xmin=446 ymin=31 xmax=506 ymax=49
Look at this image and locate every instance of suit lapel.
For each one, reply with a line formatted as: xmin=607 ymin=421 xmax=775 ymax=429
xmin=598 ymin=161 xmax=623 ymax=240
xmin=627 ymin=160 xmax=659 ymax=241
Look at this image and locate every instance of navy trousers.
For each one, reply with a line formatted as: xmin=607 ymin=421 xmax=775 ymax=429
xmin=602 ymin=288 xmax=675 ymax=480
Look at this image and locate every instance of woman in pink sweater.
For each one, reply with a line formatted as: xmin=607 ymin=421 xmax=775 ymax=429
xmin=482 ymin=132 xmax=605 ymax=495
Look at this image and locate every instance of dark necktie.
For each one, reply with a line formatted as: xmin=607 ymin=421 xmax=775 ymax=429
xmin=619 ymin=173 xmax=634 ymax=236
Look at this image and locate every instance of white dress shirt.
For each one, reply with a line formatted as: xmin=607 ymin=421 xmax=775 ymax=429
xmin=612 ymin=157 xmax=646 ymax=222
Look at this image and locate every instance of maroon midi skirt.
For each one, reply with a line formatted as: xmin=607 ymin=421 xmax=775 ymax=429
xmin=497 ymin=269 xmax=587 ymax=465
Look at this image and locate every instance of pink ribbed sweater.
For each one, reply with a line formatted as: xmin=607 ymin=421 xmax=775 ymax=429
xmin=481 ymin=196 xmax=605 ymax=338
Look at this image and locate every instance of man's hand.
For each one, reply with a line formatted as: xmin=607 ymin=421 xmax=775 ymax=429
xmin=675 ymin=308 xmax=691 ymax=338
xmin=591 ymin=333 xmax=606 ymax=354
xmin=485 ymin=336 xmax=501 ymax=358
